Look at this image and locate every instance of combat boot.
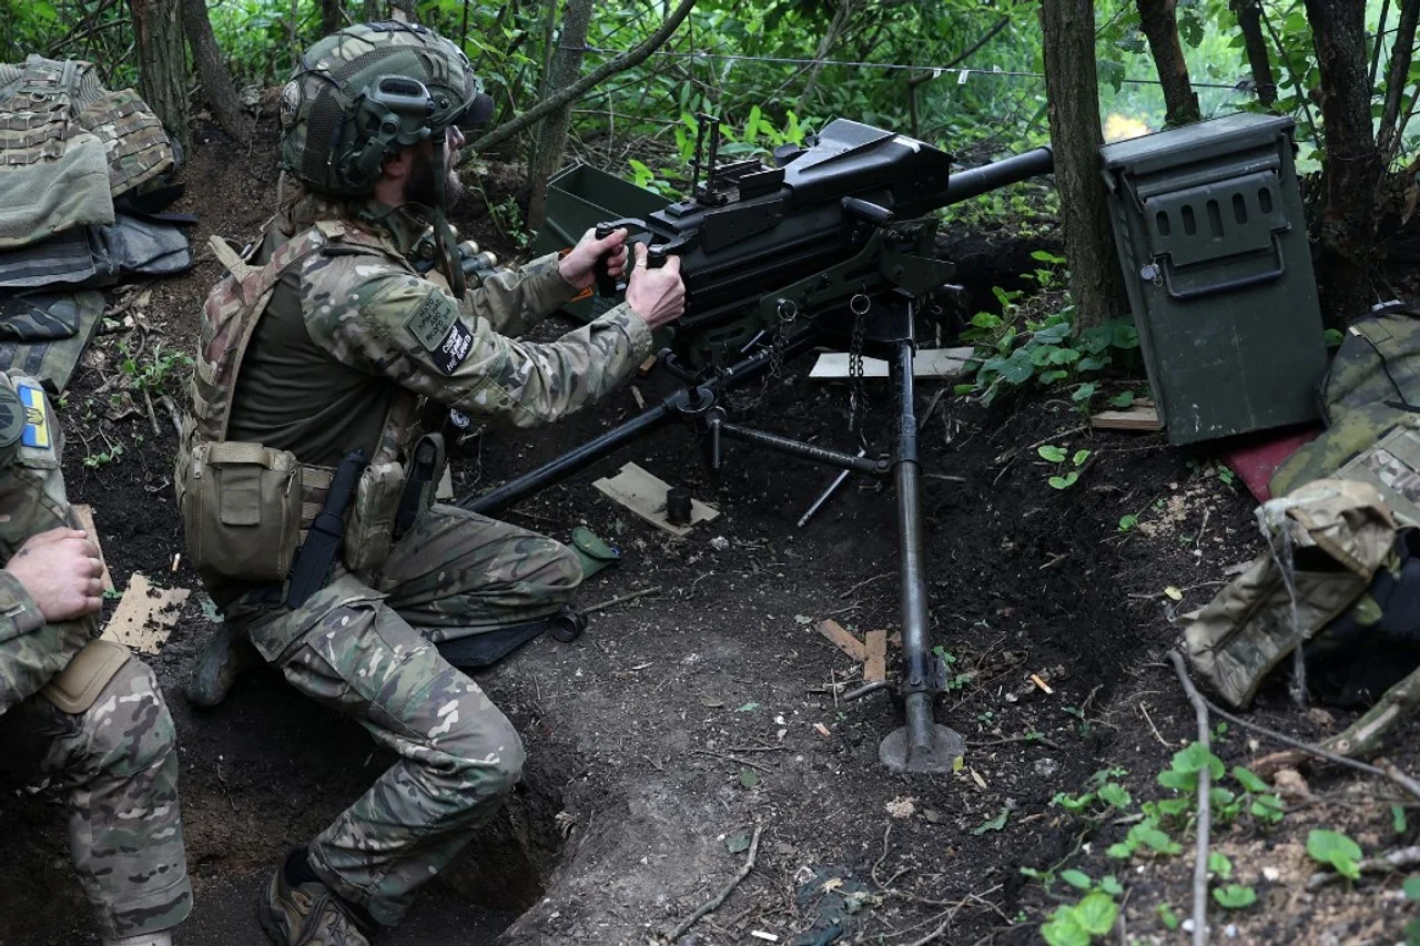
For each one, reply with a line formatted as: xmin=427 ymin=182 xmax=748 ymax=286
xmin=259 ymin=850 xmax=373 ymax=946
xmin=185 ymin=620 xmax=260 ymax=707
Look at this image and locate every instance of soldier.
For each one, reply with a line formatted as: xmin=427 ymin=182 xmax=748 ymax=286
xmin=175 ymin=20 xmax=685 ymax=946
xmin=0 ymin=374 xmax=190 ymax=946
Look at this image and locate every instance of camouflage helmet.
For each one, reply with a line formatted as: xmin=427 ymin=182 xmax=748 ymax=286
xmin=278 ymin=21 xmax=493 ymax=198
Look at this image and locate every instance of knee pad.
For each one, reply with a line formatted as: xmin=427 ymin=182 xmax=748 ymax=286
xmin=41 ymin=638 xmax=131 ymax=714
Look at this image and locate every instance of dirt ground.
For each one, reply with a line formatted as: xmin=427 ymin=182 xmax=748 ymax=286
xmin=3 ymin=116 xmax=1420 ymax=946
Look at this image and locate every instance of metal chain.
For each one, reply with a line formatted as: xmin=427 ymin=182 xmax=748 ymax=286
xmin=847 ymin=293 xmax=869 ymax=437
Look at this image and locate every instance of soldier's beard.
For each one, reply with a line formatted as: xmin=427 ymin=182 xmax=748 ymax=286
xmin=405 ymin=149 xmax=465 ymax=210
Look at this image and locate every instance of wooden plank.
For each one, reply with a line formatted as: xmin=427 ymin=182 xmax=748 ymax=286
xmin=102 ymin=572 xmax=190 ymax=655
xmin=70 ymin=503 xmax=114 ymax=593
xmin=864 ymin=629 xmax=887 ymax=683
xmin=1090 ymin=407 xmax=1162 ymax=431
xmin=809 ymin=347 xmax=976 ymax=380
xmin=817 ymin=619 xmax=866 ymax=662
xmin=592 ymin=462 xmax=719 ymax=537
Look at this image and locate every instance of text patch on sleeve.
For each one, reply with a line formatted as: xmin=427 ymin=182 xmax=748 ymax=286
xmin=405 ymin=291 xmax=458 ymax=350
xmin=434 ymin=320 xmax=474 ymax=375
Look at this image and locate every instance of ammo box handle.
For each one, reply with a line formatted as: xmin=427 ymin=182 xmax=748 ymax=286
xmin=1153 ymin=233 xmax=1286 ymax=301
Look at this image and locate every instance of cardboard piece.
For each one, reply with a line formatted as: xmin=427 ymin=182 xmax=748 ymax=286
xmin=592 ymin=462 xmax=719 ymax=537
xmin=817 ymin=619 xmax=866 ymax=662
xmin=70 ymin=503 xmax=114 ymax=593
xmin=809 ymin=347 xmax=975 ymax=380
xmin=102 ymin=572 xmax=189 ymax=655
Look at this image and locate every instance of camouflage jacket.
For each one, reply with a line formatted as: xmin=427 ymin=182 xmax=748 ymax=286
xmin=223 ymin=197 xmax=654 ymax=464
xmin=0 ymin=375 xmax=95 ymax=715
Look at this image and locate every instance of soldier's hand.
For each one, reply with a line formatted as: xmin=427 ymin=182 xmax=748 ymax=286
xmin=625 ymin=243 xmax=686 ymax=329
xmin=6 ymin=528 xmax=104 ymax=621
xmin=559 ymin=227 xmax=629 ymax=291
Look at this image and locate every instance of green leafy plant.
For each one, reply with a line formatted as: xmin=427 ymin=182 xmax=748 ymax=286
xmin=119 ymin=342 xmax=193 ymax=396
xmin=1036 ymin=445 xmax=1092 ymax=490
xmin=1041 ymin=891 xmax=1118 ymax=946
xmin=1212 ymin=884 xmax=1257 ymax=909
xmin=1306 ymin=829 xmax=1362 ymax=881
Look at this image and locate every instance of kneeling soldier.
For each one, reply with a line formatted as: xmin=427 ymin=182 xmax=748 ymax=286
xmin=175 ymin=20 xmax=685 ymax=946
xmin=0 ymin=375 xmax=191 ymax=946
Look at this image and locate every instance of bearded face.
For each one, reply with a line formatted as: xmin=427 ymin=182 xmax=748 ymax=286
xmin=404 ymin=144 xmax=466 ymax=208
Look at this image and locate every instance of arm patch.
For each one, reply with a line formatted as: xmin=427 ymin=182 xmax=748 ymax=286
xmin=405 ymin=291 xmax=459 ymax=350
xmin=433 ymin=321 xmax=474 ymax=375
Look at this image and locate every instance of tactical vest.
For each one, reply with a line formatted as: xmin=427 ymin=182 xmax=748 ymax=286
xmin=176 ymin=219 xmax=421 ymax=586
xmin=0 ymin=55 xmax=174 ymax=198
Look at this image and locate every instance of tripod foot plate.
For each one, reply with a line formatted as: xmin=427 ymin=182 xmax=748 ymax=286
xmin=878 ymin=724 xmax=966 ymax=774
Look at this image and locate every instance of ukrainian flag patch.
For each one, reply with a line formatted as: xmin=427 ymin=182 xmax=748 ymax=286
xmin=18 ymin=383 xmax=51 ymax=449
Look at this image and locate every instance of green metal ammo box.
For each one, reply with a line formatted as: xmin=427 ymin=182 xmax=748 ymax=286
xmin=532 ymin=163 xmax=670 ymax=322
xmin=1100 ymin=113 xmax=1326 ymax=444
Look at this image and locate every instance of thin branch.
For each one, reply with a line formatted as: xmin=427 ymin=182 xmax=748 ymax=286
xmin=1378 ymin=0 xmax=1420 ymax=162
xmin=1168 ymin=651 xmax=1211 ymax=946
xmin=471 ymin=0 xmax=698 ymax=154
xmin=665 ymin=824 xmax=762 ymax=941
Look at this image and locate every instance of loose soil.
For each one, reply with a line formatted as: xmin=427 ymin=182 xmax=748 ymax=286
xmin=3 ymin=116 xmax=1418 ymax=946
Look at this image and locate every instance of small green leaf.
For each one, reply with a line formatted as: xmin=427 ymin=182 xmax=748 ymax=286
xmin=1038 ymin=445 xmax=1067 ymax=463
xmin=1394 ymin=804 xmax=1409 ymax=836
xmin=1060 ymin=869 xmax=1093 ymax=890
xmin=1157 ymin=768 xmax=1197 ymax=792
xmin=1128 ymin=821 xmax=1181 ymax=855
xmin=1118 ymin=514 xmax=1139 ymax=532
xmin=736 ymin=702 xmax=759 ymax=712
xmin=1108 ymin=391 xmax=1136 ymax=408
xmin=1106 ymin=841 xmax=1135 ymax=859
xmin=1099 ymin=875 xmax=1123 ymax=896
xmin=1212 ymin=884 xmax=1257 ymax=909
xmin=1158 ymin=903 xmax=1179 ymax=930
xmin=973 ymin=805 xmax=1010 ymax=835
xmin=725 ymin=833 xmax=750 ymax=853
xmin=1307 ymin=829 xmax=1363 ymax=879
xmin=1250 ymin=794 xmax=1285 ymax=823
xmin=1041 ymin=911 xmax=1091 ymax=946
xmin=738 ymin=767 xmax=760 ymax=789
xmin=1208 ymin=852 xmax=1234 ymax=880
xmin=1324 ymin=328 xmax=1344 ymax=347
xmin=1072 ymin=449 xmax=1092 ymax=467
xmin=1171 ymin=742 xmax=1225 ymax=778
xmin=1049 ymin=472 xmax=1079 ymax=490
xmin=1404 ymin=875 xmax=1420 ymax=901
xmin=1231 ymin=766 xmax=1270 ymax=794
xmin=1073 ymin=892 xmax=1118 ymax=935
xmin=1098 ymin=783 xmax=1131 ymax=809
xmin=1071 ymin=382 xmax=1097 ymax=402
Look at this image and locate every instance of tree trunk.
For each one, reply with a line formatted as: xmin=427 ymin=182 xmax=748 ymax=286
xmin=1304 ymin=0 xmax=1383 ymax=320
xmin=321 ymin=0 xmax=343 ymax=36
xmin=181 ymin=0 xmax=252 ymax=142
xmin=1040 ymin=0 xmax=1126 ymax=330
xmin=1230 ymin=0 xmax=1276 ymax=106
xmin=1136 ymin=0 xmax=1200 ymax=126
xmin=129 ymin=0 xmax=190 ymax=153
xmin=526 ymin=0 xmax=592 ymax=232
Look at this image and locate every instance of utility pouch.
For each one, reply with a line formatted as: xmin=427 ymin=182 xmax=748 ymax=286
xmin=182 ymin=440 xmax=301 ymax=581
xmin=345 ymin=458 xmax=405 ymax=574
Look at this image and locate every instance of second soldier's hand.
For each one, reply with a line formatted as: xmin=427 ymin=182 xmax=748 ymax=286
xmin=5 ymin=528 xmax=104 ymax=621
xmin=624 ymin=243 xmax=686 ymax=329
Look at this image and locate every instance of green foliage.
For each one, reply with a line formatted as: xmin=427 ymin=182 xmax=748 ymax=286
xmin=962 ymin=300 xmax=1140 ymax=409
xmin=1306 ymin=829 xmax=1363 ymax=880
xmin=1212 ymin=884 xmax=1257 ymax=909
xmin=119 ymin=342 xmax=192 ymax=397
xmin=1041 ymin=891 xmax=1118 ymax=946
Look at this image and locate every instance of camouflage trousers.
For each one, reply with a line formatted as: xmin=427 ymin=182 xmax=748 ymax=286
xmin=235 ymin=504 xmax=582 ymax=927
xmin=0 ymin=657 xmax=191 ymax=939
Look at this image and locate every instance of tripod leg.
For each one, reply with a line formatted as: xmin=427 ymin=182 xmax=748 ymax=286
xmin=879 ymin=330 xmax=965 ymax=774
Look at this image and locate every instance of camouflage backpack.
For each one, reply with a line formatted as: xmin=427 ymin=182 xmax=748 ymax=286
xmin=1270 ymin=306 xmax=1420 ymax=504
xmin=1184 ymin=479 xmax=1399 ymax=708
